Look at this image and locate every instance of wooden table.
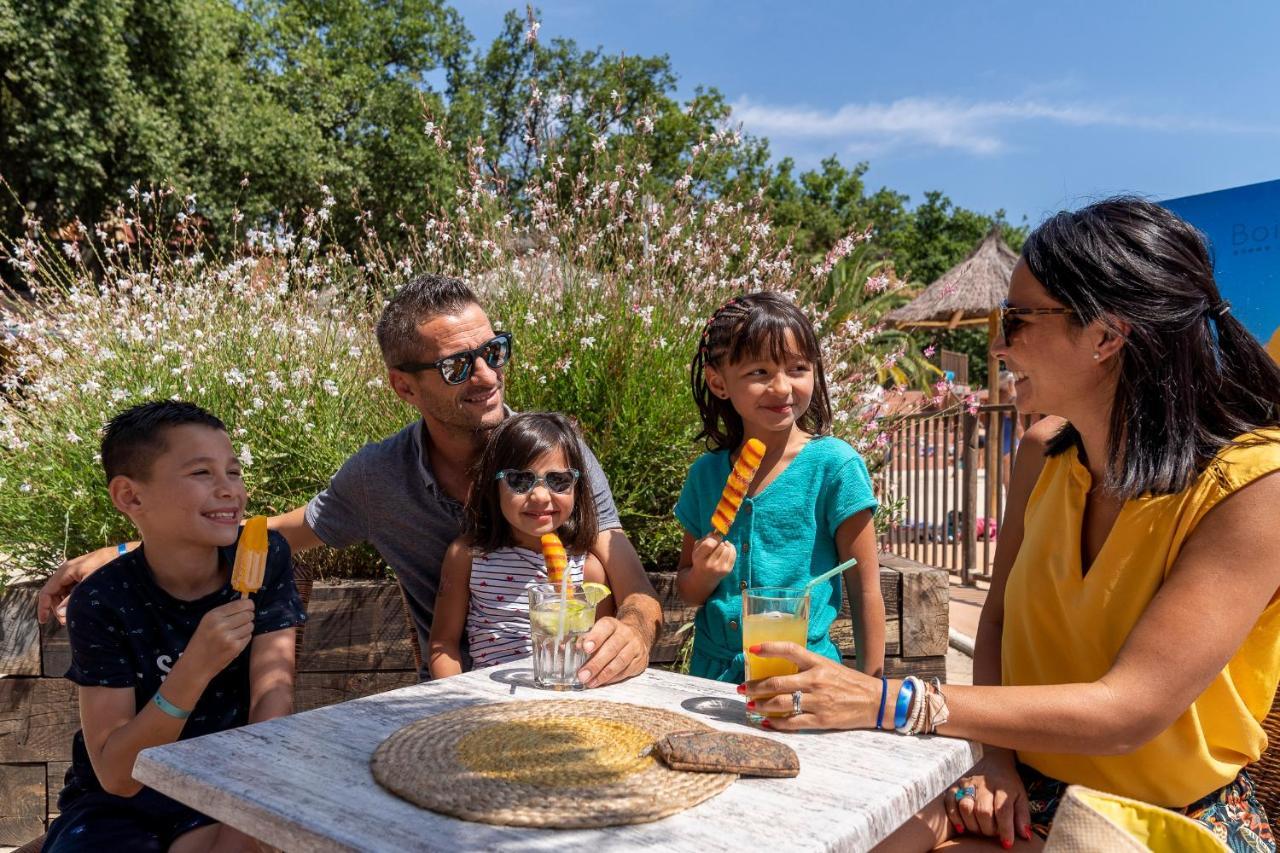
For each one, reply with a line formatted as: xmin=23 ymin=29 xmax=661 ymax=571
xmin=134 ymin=662 xmax=981 ymax=852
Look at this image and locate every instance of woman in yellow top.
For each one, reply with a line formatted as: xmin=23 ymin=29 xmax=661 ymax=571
xmin=741 ymin=198 xmax=1280 ymax=852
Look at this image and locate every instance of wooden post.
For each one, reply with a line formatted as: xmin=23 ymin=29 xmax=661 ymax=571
xmin=961 ymin=411 xmax=980 ymax=586
xmin=985 ymin=310 xmax=1001 ymax=550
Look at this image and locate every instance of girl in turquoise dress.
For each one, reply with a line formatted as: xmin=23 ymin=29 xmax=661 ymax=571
xmin=674 ymin=292 xmax=884 ymax=682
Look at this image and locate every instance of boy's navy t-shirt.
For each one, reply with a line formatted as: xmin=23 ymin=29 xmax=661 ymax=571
xmin=59 ymin=529 xmax=304 ymax=810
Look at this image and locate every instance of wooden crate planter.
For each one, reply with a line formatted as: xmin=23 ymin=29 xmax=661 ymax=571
xmin=0 ymin=553 xmax=946 ymax=842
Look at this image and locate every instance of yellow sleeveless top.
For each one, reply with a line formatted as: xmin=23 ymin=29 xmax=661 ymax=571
xmin=1002 ymin=430 xmax=1280 ymax=807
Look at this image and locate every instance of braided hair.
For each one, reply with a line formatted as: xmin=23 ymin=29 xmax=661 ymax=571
xmin=690 ymin=292 xmax=833 ymax=451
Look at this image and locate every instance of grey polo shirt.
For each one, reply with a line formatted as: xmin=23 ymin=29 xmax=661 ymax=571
xmin=304 ymin=418 xmax=621 ymax=674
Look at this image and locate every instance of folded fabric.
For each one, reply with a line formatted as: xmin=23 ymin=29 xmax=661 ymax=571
xmin=1044 ymin=784 xmax=1225 ymax=852
xmin=651 ymin=731 xmax=800 ymax=778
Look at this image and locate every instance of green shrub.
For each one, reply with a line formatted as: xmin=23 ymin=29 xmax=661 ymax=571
xmin=0 ymin=132 xmax=899 ymax=584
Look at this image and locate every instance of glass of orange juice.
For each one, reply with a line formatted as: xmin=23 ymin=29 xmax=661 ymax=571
xmin=742 ymin=587 xmax=810 ymax=725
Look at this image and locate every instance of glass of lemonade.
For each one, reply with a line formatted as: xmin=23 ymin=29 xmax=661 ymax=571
xmin=742 ymin=587 xmax=810 ymax=724
xmin=528 ymin=583 xmax=596 ymax=690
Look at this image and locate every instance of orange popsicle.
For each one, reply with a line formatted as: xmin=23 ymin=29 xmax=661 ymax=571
xmin=540 ymin=532 xmax=567 ymax=584
xmin=710 ymin=438 xmax=766 ymax=537
xmin=231 ymin=515 xmax=269 ymax=599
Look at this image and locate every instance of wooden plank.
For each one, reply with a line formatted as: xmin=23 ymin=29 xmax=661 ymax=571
xmin=893 ymin=562 xmax=951 ymax=658
xmin=883 ymin=655 xmax=948 ymax=684
xmin=830 ymin=615 xmax=900 ymax=659
xmin=0 ymin=678 xmax=78 ymax=764
xmin=648 ymin=572 xmax=697 ymax=665
xmin=0 ymin=763 xmax=46 ymax=845
xmin=47 ymin=760 xmax=70 ymax=821
xmin=296 ymin=582 xmax=416 ymax=673
xmin=135 ymin=661 xmax=982 ymax=853
xmin=0 ymin=584 xmax=40 ymax=677
xmin=295 ymin=671 xmax=419 ymax=713
xmin=41 ymin=620 xmax=71 ymax=678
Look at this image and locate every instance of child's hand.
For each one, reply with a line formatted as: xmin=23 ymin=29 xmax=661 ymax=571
xmin=692 ymin=535 xmax=736 ymax=579
xmin=186 ymin=599 xmax=256 ymax=677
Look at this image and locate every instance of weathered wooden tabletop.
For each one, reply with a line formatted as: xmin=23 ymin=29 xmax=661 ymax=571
xmin=134 ymin=661 xmax=980 ymax=852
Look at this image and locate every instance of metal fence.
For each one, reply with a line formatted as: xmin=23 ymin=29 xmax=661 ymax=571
xmin=873 ymin=404 xmax=1030 ymax=585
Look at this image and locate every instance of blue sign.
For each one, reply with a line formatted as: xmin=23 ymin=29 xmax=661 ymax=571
xmin=1162 ymin=179 xmax=1280 ymax=358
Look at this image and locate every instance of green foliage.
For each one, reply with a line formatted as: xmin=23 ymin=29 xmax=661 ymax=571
xmin=0 ymin=129 xmax=897 ymax=581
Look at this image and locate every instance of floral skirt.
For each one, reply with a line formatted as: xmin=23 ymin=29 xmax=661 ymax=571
xmin=1018 ymin=763 xmax=1275 ymax=852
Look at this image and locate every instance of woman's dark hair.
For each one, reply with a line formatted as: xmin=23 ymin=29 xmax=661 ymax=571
xmin=465 ymin=412 xmax=599 ymax=554
xmin=1023 ymin=196 xmax=1280 ymax=498
xmin=690 ymin=291 xmax=833 ymax=452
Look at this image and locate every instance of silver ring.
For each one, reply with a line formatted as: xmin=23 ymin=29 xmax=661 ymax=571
xmin=791 ymin=690 xmax=803 ymax=717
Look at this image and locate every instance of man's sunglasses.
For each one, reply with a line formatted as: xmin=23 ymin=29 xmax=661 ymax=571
xmin=999 ymin=301 xmax=1075 ymax=342
xmin=394 ymin=332 xmax=513 ymax=385
xmin=496 ymin=468 xmax=581 ymax=495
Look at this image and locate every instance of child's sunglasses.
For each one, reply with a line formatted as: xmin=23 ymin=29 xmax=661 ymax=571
xmin=496 ymin=468 xmax=581 ymax=495
xmin=999 ymin=301 xmax=1074 ymax=342
xmin=394 ymin=332 xmax=513 ymax=385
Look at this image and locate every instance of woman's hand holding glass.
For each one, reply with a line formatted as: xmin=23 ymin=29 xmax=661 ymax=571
xmin=739 ymin=642 xmax=880 ymax=730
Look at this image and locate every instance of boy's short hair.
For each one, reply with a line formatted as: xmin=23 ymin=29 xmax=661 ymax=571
xmin=374 ymin=273 xmax=480 ymax=368
xmin=101 ymin=400 xmax=227 ymax=483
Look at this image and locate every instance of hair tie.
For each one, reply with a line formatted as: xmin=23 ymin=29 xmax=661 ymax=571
xmin=1212 ymin=300 xmax=1231 ymax=318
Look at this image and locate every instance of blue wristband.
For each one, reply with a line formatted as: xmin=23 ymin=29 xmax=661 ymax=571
xmin=117 ymin=542 xmax=128 ymax=555
xmin=152 ymin=691 xmax=190 ymax=720
xmin=893 ymin=679 xmax=915 ymax=730
xmin=876 ymin=676 xmax=888 ymax=730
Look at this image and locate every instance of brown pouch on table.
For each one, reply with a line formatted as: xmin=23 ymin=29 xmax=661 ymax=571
xmin=651 ymin=731 xmax=799 ymax=778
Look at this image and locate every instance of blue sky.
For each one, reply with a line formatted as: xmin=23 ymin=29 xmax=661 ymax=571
xmin=454 ymin=0 xmax=1280 ymax=226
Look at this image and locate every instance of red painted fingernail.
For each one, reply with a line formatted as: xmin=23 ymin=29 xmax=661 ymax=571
xmin=1002 ymin=840 xmax=1013 ymax=850
xmin=748 ymin=644 xmax=763 ymax=654
xmin=736 ymin=684 xmax=746 ymax=694
xmin=745 ymin=700 xmax=756 ymax=710
xmin=953 ymin=824 xmax=964 ymax=834
xmin=760 ymin=719 xmax=773 ymax=729
xmin=1021 ymin=827 xmax=1032 ymax=840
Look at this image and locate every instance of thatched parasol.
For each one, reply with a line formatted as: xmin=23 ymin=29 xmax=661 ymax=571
xmin=886 ymin=226 xmax=1018 ymax=402
xmin=885 ymin=226 xmax=1018 ymax=330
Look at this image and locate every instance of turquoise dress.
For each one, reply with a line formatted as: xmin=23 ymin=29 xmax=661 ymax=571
xmin=673 ymin=435 xmax=878 ymax=681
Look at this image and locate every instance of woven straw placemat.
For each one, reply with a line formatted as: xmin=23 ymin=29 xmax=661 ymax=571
xmin=370 ymin=699 xmax=737 ymax=828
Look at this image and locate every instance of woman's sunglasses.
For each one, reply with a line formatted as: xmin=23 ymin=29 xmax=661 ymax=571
xmin=394 ymin=332 xmax=513 ymax=385
xmin=496 ymin=468 xmax=581 ymax=495
xmin=999 ymin=301 xmax=1075 ymax=342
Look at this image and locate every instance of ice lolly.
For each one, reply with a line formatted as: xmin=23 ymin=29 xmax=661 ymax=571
xmin=231 ymin=515 xmax=269 ymax=599
xmin=540 ymin=532 xmax=567 ymax=584
xmin=710 ymin=438 xmax=766 ymax=537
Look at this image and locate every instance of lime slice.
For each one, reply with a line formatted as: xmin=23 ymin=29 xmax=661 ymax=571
xmin=530 ymin=600 xmax=595 ymax=633
xmin=580 ymin=582 xmax=612 ymax=607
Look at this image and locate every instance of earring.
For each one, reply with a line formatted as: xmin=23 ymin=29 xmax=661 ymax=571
xmin=1092 ymin=352 xmax=1100 ymax=360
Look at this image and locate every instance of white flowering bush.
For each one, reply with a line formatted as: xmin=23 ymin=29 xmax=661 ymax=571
xmin=0 ymin=114 xmax=908 ymax=583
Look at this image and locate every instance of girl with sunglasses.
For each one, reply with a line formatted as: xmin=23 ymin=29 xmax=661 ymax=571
xmin=674 ymin=292 xmax=884 ymax=683
xmin=428 ymin=412 xmax=613 ymax=677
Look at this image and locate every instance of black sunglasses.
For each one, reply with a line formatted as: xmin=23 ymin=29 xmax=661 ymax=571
xmin=394 ymin=332 xmax=512 ymax=385
xmin=999 ymin=301 xmax=1075 ymax=342
xmin=496 ymin=468 xmax=581 ymax=495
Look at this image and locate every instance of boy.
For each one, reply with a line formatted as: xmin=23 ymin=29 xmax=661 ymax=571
xmin=43 ymin=401 xmax=304 ymax=853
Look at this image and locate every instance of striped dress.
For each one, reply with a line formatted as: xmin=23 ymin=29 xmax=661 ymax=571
xmin=466 ymin=545 xmax=587 ymax=667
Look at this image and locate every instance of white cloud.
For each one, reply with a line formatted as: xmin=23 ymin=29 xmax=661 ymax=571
xmin=731 ymin=95 xmax=1280 ymax=156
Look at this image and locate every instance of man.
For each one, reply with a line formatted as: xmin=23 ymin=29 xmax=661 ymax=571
xmin=41 ymin=274 xmax=661 ymax=687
